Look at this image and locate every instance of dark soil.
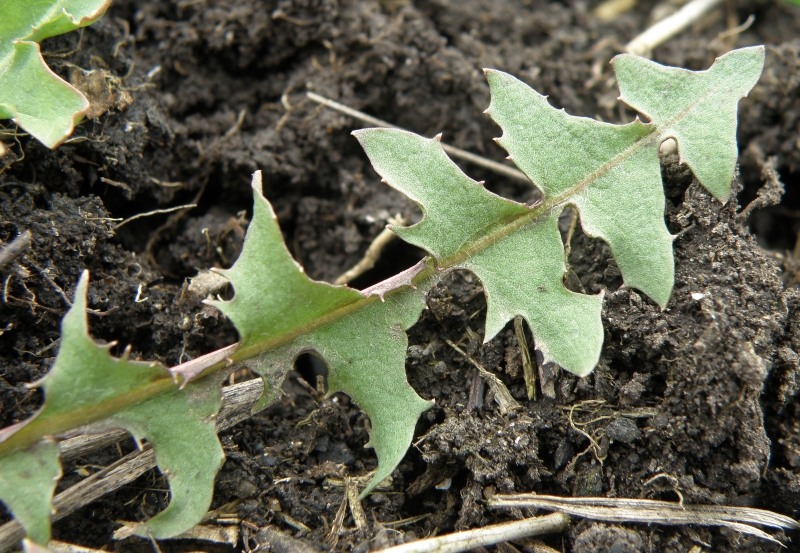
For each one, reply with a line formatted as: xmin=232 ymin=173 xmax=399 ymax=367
xmin=1 ymin=0 xmax=800 ymax=551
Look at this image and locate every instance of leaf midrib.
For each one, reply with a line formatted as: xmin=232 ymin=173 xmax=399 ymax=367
xmin=0 ymin=110 xmax=668 ymax=456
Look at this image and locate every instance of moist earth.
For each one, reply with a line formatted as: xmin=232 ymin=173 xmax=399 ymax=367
xmin=1 ymin=0 xmax=799 ymax=551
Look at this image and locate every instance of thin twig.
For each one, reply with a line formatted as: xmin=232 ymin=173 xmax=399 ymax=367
xmin=306 ymin=92 xmax=530 ymax=184
xmin=445 ymin=339 xmax=520 ymax=413
xmin=373 ymin=513 xmax=570 ymax=553
xmin=113 ymin=204 xmax=198 ymax=230
xmin=334 ymin=215 xmax=405 ymax=285
xmin=738 ymin=155 xmax=784 ymax=221
xmin=513 ymin=317 xmax=536 ymax=400
xmin=99 ymin=177 xmax=133 ymax=196
xmin=625 ymin=0 xmax=723 ymax=56
xmin=25 ymin=259 xmax=73 ymax=307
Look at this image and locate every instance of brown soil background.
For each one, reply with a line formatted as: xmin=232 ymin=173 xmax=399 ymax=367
xmin=2 ymin=0 xmax=800 ymax=551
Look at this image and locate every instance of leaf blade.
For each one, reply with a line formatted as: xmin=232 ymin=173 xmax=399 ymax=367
xmin=353 ymin=129 xmax=529 ymax=260
xmin=0 ymin=440 xmax=60 ymax=545
xmin=209 ymin=172 xmax=363 ymax=352
xmin=485 ymin=69 xmax=675 ymax=307
xmin=0 ymin=0 xmax=111 ymax=147
xmin=250 ymin=287 xmax=432 ymax=496
xmin=612 ymin=46 xmax=765 ymax=201
xmin=355 ymin=128 xmax=605 ymax=375
xmin=213 ymin=173 xmax=431 ymax=494
xmin=461 ymin=213 xmax=604 ymax=375
xmin=106 ymin=379 xmax=224 ymax=538
xmin=9 ymin=272 xmax=225 ymax=540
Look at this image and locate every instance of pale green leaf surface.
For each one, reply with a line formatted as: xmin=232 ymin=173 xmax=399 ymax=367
xmin=214 ymin=172 xmax=430 ymax=495
xmin=103 ymin=378 xmax=224 ymax=538
xmin=612 ymin=46 xmax=765 ymax=201
xmin=34 ymin=272 xmax=224 ymax=539
xmin=0 ymin=440 xmax=60 ymax=544
xmin=352 ymin=129 xmax=529 ymax=259
xmin=0 ymin=0 xmax=110 ymax=147
xmin=354 ymin=128 xmax=604 ymax=374
xmin=485 ymin=70 xmax=674 ymax=307
xmin=462 ymin=213 xmax=604 ymax=376
xmin=0 ymin=48 xmax=765 ymax=543
xmin=251 ymin=287 xmax=431 ymax=497
xmin=38 ymin=273 xmax=172 ymax=417
xmin=209 ymin=172 xmax=363 ymax=351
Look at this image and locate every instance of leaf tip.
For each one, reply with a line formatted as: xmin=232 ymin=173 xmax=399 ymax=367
xmin=62 ymin=270 xmax=91 ymax=339
xmin=75 ymin=269 xmax=90 ymax=297
xmin=250 ymin=170 xmax=264 ymax=195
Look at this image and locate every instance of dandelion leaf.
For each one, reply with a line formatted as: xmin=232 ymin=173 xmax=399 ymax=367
xmin=0 ymin=0 xmax=111 ymax=147
xmin=0 ymin=440 xmax=60 ymax=545
xmin=212 ymin=172 xmax=430 ymax=495
xmin=354 ymin=129 xmax=604 ymax=376
xmin=0 ymin=47 xmax=766 ymax=543
xmin=20 ymin=272 xmax=225 ymax=539
xmin=485 ymin=48 xmax=762 ymax=304
xmin=461 ymin=212 xmax=603 ymax=376
xmin=612 ymin=46 xmax=765 ymax=201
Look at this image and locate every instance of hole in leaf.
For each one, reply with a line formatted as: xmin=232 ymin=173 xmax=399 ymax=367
xmin=294 ymin=352 xmax=328 ymax=392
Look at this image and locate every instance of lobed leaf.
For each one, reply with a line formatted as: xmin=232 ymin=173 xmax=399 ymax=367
xmin=355 ymin=47 xmax=763 ymax=375
xmin=250 ymin=286 xmax=432 ymax=497
xmin=100 ymin=377 xmax=225 ymax=538
xmin=0 ymin=0 xmax=111 ymax=148
xmin=212 ymin=172 xmax=431 ymax=496
xmin=353 ymin=129 xmax=605 ymax=375
xmin=0 ymin=272 xmax=225 ymax=540
xmin=612 ymin=47 xmax=765 ymax=201
xmin=0 ymin=47 xmax=765 ymax=547
xmin=484 ymin=70 xmax=674 ymax=307
xmin=208 ymin=173 xmax=364 ymax=352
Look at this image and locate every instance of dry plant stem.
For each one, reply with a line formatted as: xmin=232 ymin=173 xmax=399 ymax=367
xmin=0 ymin=378 xmax=264 ymax=552
xmin=625 ymin=0 xmax=723 ymax=56
xmin=513 ymin=316 xmax=536 ymax=400
xmin=489 ymin=494 xmax=800 ymax=544
xmin=306 ymin=92 xmax=530 ymax=183
xmin=0 ymin=448 xmax=155 ymax=550
xmin=738 ymin=155 xmax=784 ymax=221
xmin=334 ymin=216 xmax=405 ymax=285
xmin=593 ymin=0 xmax=637 ymax=22
xmin=445 ymin=339 xmax=520 ymax=413
xmin=374 ymin=513 xmax=570 ymax=553
xmin=0 ymin=230 xmax=31 ymax=271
